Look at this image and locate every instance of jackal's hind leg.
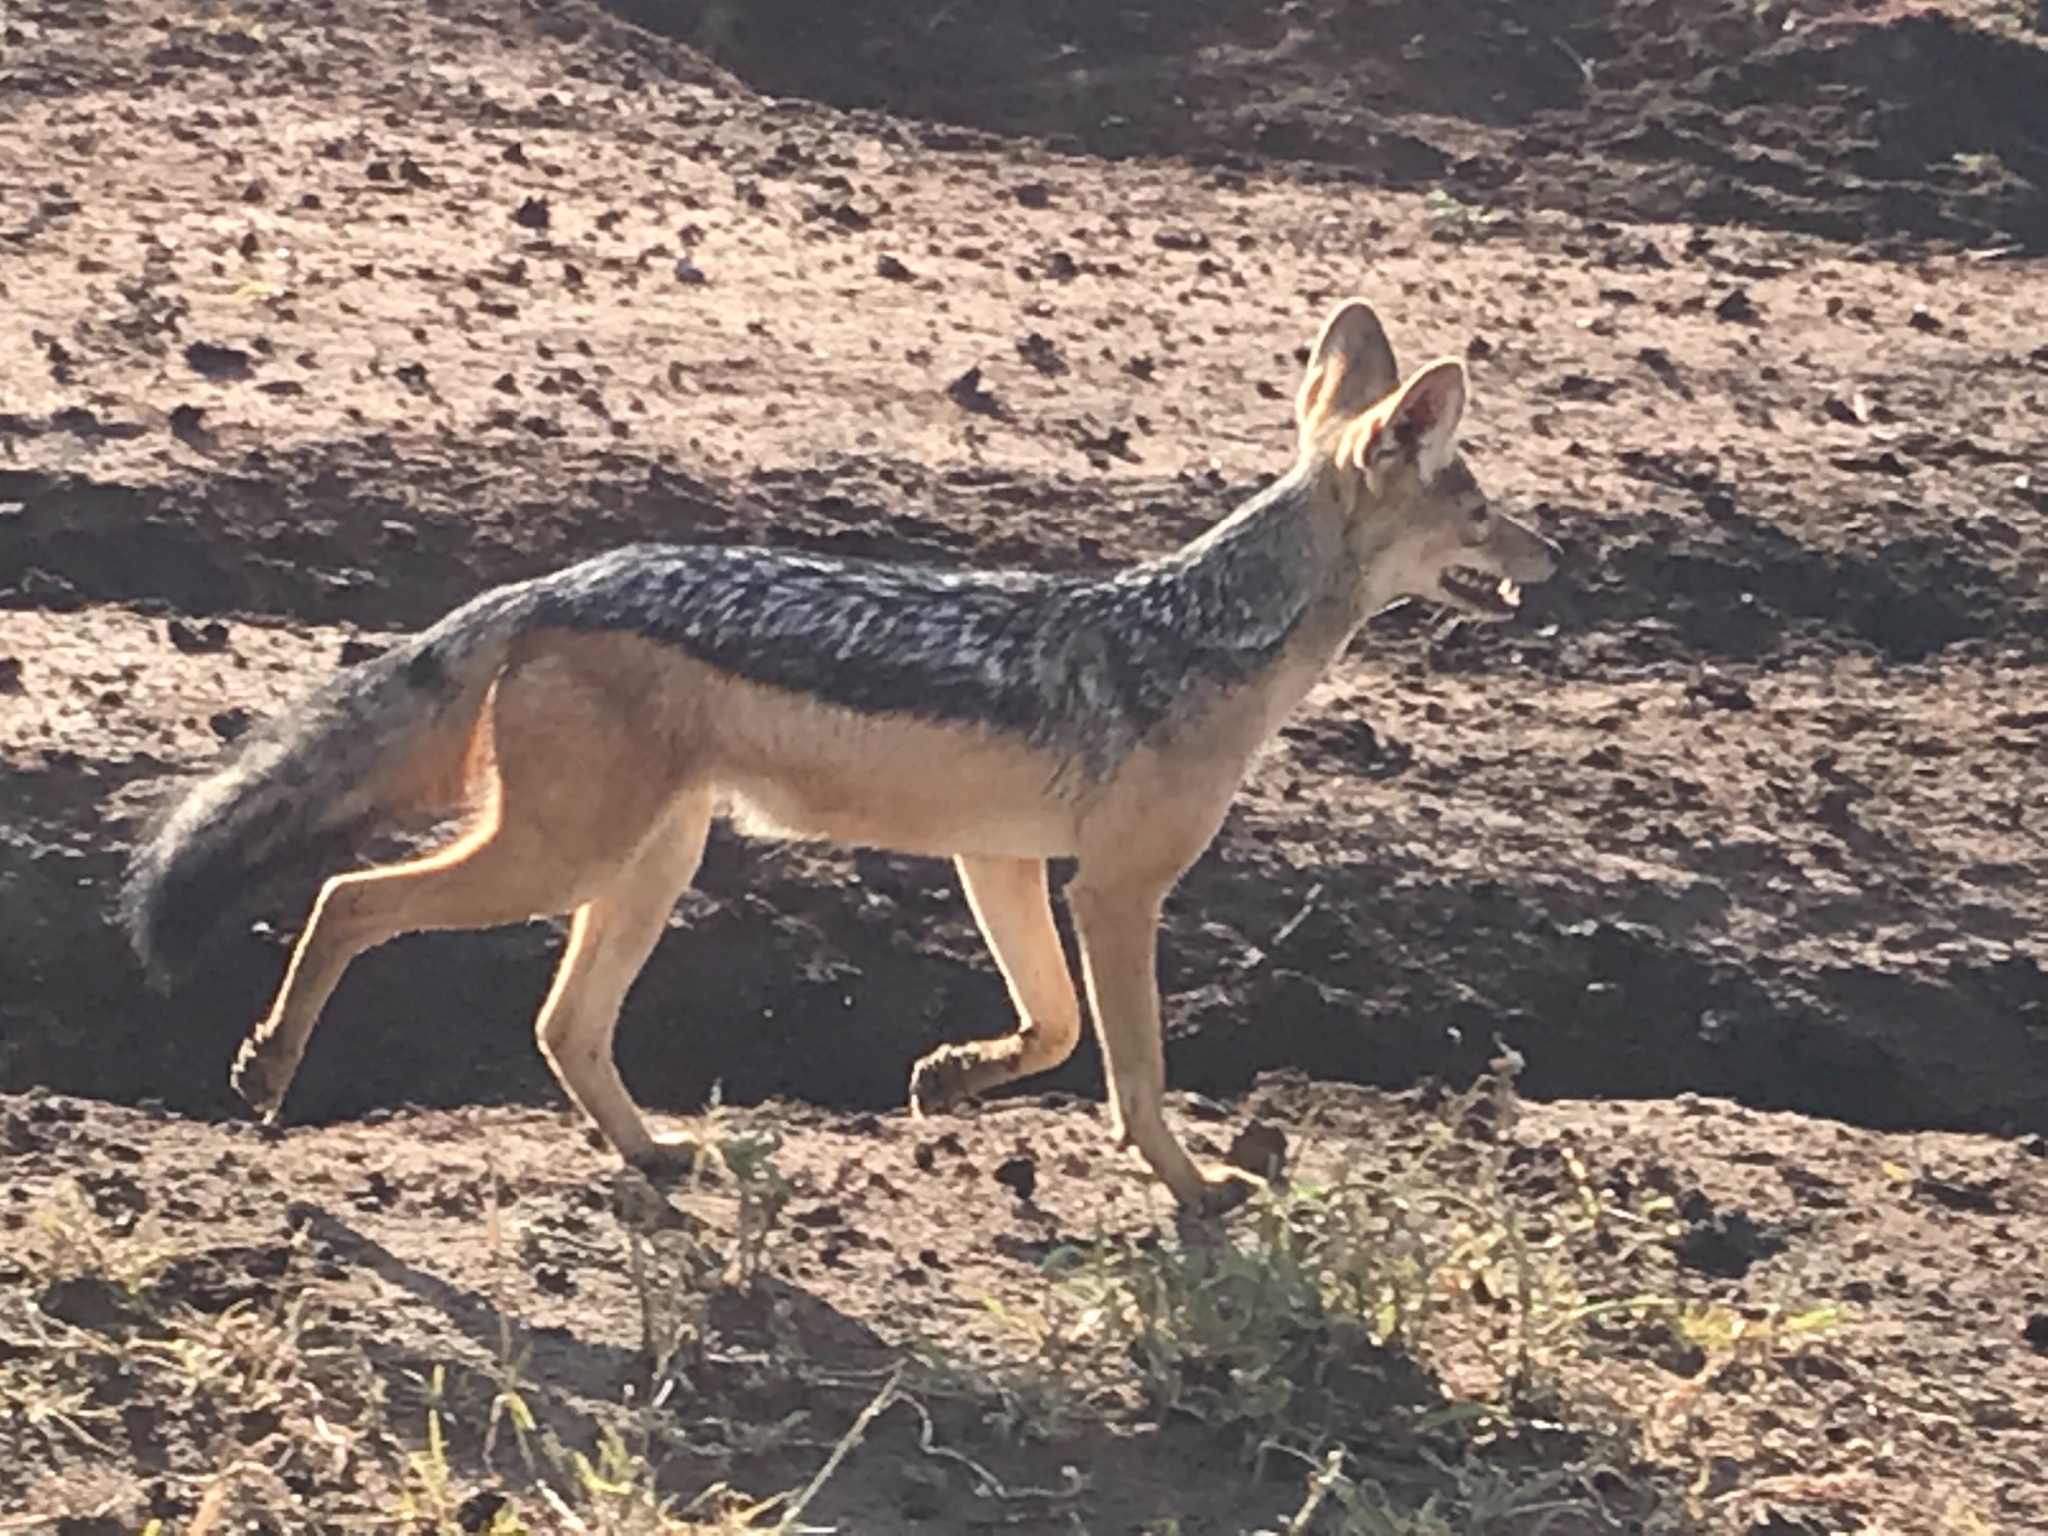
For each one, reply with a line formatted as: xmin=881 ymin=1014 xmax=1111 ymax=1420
xmin=232 ymin=648 xmax=677 ymax=1130
xmin=534 ymin=794 xmax=712 ymax=1178
xmin=231 ymin=803 xmax=636 ymax=1125
xmin=909 ymin=856 xmax=1081 ymax=1117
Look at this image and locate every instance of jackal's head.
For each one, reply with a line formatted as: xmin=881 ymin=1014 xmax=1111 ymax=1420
xmin=1294 ymin=299 xmax=1558 ymax=622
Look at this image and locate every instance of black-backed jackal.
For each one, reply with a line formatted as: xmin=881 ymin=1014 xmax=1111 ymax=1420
xmin=123 ymin=300 xmax=1558 ymax=1215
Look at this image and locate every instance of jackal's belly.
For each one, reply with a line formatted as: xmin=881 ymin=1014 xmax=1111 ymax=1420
xmin=709 ymin=710 xmax=1087 ymax=860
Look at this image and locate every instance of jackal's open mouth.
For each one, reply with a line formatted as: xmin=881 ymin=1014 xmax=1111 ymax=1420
xmin=1439 ymin=565 xmax=1521 ymax=617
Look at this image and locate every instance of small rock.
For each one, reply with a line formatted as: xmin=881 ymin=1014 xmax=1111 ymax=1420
xmin=1713 ymin=288 xmax=1760 ymax=324
xmin=2023 ymin=1313 xmax=2048 ymax=1352
xmin=166 ymin=403 xmax=206 ymax=444
xmin=1913 ymin=1172 xmax=2003 ymax=1214
xmin=1016 ymin=332 xmax=1065 ymax=376
xmin=875 ymin=253 xmax=913 ymax=281
xmin=351 ymin=1170 xmax=401 ymax=1211
xmin=337 ymin=638 xmax=388 ymax=667
xmin=1830 ymin=449 xmax=1911 ymax=477
xmin=2 ymin=1108 xmax=42 ymax=1153
xmin=1638 ymin=347 xmax=1690 ymax=396
xmin=913 ymin=1132 xmax=965 ymax=1172
xmin=1907 ymin=305 xmax=1942 ymax=333
xmin=1073 ymin=421 xmax=1136 ymax=463
xmin=532 ymin=1264 xmax=576 ymax=1297
xmin=455 ymin=1490 xmax=508 ymax=1533
xmin=512 ymin=196 xmax=551 ymax=231
xmin=184 ymin=340 xmax=252 ymax=380
xmin=0 ymin=656 xmax=21 ymax=694
xmin=1672 ymin=1207 xmax=1783 ymax=1278
xmin=167 ymin=617 xmax=230 ymax=654
xmin=209 ymin=708 xmax=255 ymax=743
xmin=1013 ymin=181 xmax=1051 ymax=209
xmin=945 ymin=366 xmax=1004 ymax=418
xmin=1686 ymin=670 xmax=1754 ymax=711
xmin=1553 ymin=373 xmax=1620 ymax=403
xmin=1224 ymin=1120 xmax=1289 ymax=1185
xmin=673 ymin=255 xmax=706 ymax=285
xmin=993 ymin=1152 xmax=1037 ymax=1204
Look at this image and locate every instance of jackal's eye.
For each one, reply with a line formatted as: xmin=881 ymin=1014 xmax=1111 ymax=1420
xmin=1467 ymin=503 xmax=1490 ymax=526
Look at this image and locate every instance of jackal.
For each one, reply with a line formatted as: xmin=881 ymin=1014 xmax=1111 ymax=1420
xmin=122 ymin=299 xmax=1557 ymax=1215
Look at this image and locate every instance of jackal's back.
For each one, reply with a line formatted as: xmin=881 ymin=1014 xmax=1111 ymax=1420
xmin=521 ymin=483 xmax=1319 ymax=770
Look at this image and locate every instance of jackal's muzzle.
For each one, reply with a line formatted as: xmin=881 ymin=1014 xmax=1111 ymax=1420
xmin=1436 ymin=510 xmax=1558 ymax=621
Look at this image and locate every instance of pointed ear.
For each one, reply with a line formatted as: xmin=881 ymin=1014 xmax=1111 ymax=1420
xmin=1294 ymin=299 xmax=1400 ymax=451
xmin=1351 ymin=358 xmax=1467 ymax=479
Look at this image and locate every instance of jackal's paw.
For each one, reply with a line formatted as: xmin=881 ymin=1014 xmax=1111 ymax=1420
xmin=624 ymin=1135 xmax=702 ymax=1185
xmin=1179 ymin=1165 xmax=1263 ymax=1221
xmin=907 ymin=1043 xmax=993 ymax=1118
xmin=229 ymin=1034 xmax=291 ymax=1121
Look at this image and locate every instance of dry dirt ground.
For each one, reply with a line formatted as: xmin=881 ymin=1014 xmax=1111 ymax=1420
xmin=3 ymin=0 xmax=2048 ymax=1530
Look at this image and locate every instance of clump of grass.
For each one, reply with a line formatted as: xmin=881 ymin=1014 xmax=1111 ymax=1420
xmin=399 ymin=1355 xmax=778 ymax=1535
xmin=1039 ymin=1051 xmax=1694 ymax=1532
xmin=1058 ymin=1055 xmax=1592 ymax=1433
xmin=435 ymin=1106 xmax=814 ymax=1533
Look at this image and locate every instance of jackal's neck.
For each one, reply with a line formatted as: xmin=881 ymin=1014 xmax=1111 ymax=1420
xmin=1137 ymin=466 xmax=1366 ymax=655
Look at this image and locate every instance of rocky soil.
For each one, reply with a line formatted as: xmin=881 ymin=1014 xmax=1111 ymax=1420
xmin=3 ymin=0 xmax=2048 ymax=1530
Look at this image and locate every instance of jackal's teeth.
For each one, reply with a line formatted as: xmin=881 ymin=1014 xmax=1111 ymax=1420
xmin=1440 ymin=564 xmax=1520 ymax=616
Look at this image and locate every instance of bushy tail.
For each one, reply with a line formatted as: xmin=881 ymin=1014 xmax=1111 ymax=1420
xmin=120 ymin=586 xmax=534 ymax=981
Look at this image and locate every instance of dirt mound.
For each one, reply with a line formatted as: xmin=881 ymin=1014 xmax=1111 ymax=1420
xmin=642 ymin=0 xmax=2048 ymax=250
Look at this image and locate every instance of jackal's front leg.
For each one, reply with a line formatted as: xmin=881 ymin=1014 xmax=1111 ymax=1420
xmin=1067 ymin=875 xmax=1257 ymax=1217
xmin=909 ymin=856 xmax=1081 ymax=1116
